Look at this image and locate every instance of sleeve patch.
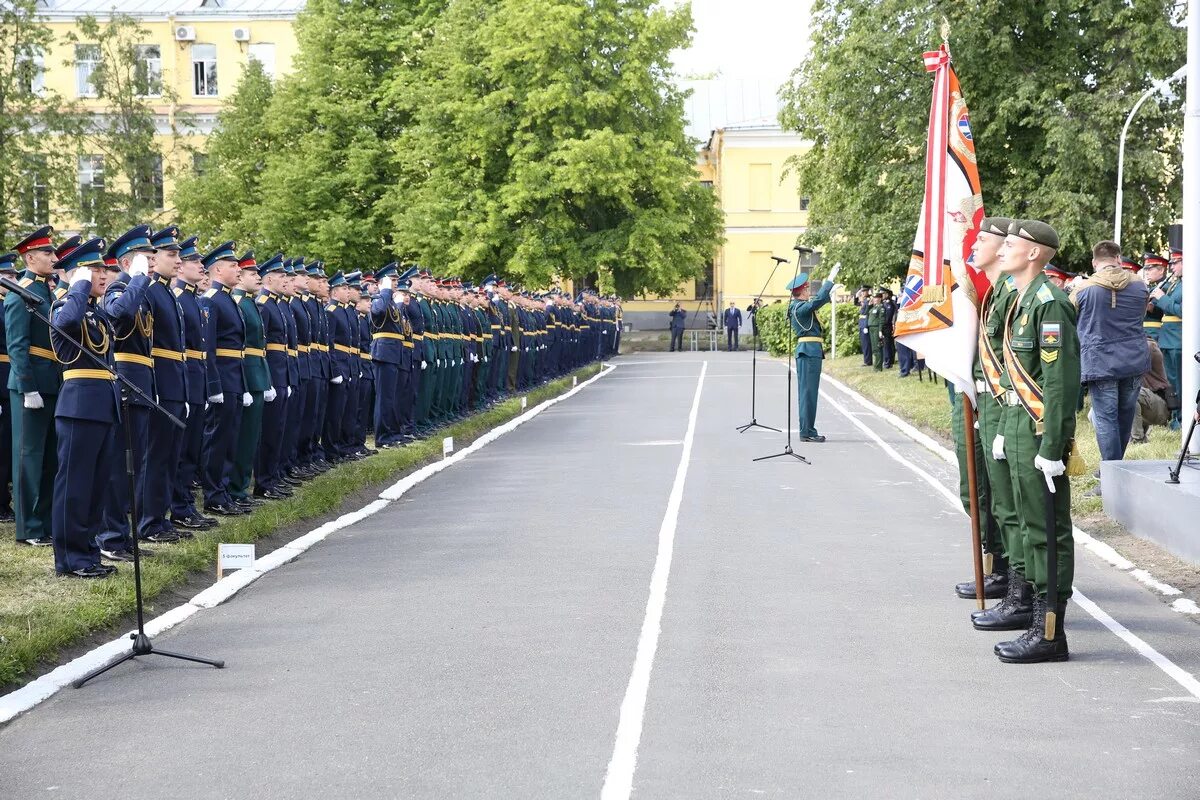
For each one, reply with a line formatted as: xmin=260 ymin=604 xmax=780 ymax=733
xmin=1040 ymin=322 xmax=1061 ymax=347
xmin=1040 ymin=349 xmax=1060 ymax=364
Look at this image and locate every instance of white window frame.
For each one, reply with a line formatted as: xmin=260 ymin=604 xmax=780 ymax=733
xmin=78 ymin=155 xmax=105 ymax=224
xmin=247 ymin=42 xmax=276 ymax=80
xmin=192 ymin=43 xmax=219 ymax=97
xmin=17 ymin=49 xmax=45 ymax=95
xmin=20 ymin=158 xmax=50 ymax=226
xmin=75 ymin=43 xmax=100 ymax=98
xmin=135 ymin=44 xmax=162 ymax=97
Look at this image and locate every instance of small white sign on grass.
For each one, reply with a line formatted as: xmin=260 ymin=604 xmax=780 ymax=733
xmin=443 ymin=436 xmax=454 ymax=457
xmin=521 ymin=396 xmax=528 ymax=410
xmin=217 ymin=543 xmax=255 ymax=579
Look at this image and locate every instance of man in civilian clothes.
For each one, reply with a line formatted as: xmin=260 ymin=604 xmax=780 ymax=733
xmin=724 ymin=300 xmax=743 ymax=351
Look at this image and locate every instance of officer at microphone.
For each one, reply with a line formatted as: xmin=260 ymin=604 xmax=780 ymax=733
xmin=787 ymin=261 xmax=840 ymax=443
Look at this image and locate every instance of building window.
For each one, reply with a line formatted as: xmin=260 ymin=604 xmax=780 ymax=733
xmin=248 ymin=43 xmax=276 ymax=79
xmin=799 ymin=196 xmax=810 ymax=211
xmin=134 ymin=44 xmax=162 ymax=96
xmin=20 ymin=158 xmax=49 ymax=226
xmin=132 ymin=154 xmax=164 ymax=210
xmin=192 ymin=43 xmax=218 ymax=96
xmin=749 ymin=163 xmax=771 ymax=211
xmin=698 ymin=180 xmax=713 ymax=190
xmin=192 ymin=152 xmax=209 ymax=176
xmin=17 ymin=49 xmax=45 ymax=95
xmin=78 ymin=155 xmax=105 ymax=223
xmin=75 ymin=44 xmax=100 ymax=97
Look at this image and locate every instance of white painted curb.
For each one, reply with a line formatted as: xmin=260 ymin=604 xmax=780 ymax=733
xmin=0 ymin=365 xmax=615 ymax=725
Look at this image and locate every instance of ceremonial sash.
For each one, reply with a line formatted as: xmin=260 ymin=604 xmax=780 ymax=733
xmin=977 ymin=286 xmax=1005 ymax=398
xmin=1001 ymin=298 xmax=1044 ymax=434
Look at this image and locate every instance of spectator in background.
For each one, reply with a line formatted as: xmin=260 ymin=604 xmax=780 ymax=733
xmin=1073 ymin=240 xmax=1150 ymax=496
xmin=748 ymin=298 xmax=763 ymax=342
xmin=723 ymin=301 xmax=743 ymax=351
xmin=1131 ymin=337 xmax=1172 ymax=443
xmin=668 ymin=302 xmax=686 ymax=352
xmin=897 ymin=341 xmax=917 ymax=377
xmin=880 ymin=288 xmax=897 ymax=368
xmin=857 ymin=288 xmax=873 ymax=367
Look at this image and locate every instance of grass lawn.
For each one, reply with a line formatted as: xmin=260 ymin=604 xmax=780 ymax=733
xmin=823 ymin=356 xmax=1181 ymax=519
xmin=0 ymin=364 xmax=600 ymax=691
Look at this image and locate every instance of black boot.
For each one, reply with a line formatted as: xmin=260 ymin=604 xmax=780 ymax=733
xmin=996 ymin=597 xmax=1068 ymax=663
xmin=955 ymin=568 xmax=1009 ymax=600
xmin=973 ymin=569 xmax=1034 ymax=631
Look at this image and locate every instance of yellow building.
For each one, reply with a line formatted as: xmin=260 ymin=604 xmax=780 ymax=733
xmin=25 ymin=0 xmax=304 ymax=234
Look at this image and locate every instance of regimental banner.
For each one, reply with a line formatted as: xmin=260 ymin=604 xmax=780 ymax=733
xmin=895 ymin=43 xmax=989 ymax=404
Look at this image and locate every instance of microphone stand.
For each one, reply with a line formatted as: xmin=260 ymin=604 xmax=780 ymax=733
xmin=735 ymin=256 xmax=788 ymax=434
xmin=754 ymin=247 xmax=812 ymax=464
xmin=4 ymin=279 xmax=225 ymax=687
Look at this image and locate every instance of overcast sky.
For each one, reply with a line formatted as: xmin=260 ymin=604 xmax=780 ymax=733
xmin=670 ymin=0 xmax=814 ymax=83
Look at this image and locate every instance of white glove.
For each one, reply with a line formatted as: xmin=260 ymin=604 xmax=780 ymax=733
xmin=331 ymin=375 xmax=343 ymax=385
xmin=827 ymin=263 xmax=841 ymax=283
xmin=68 ymin=267 xmax=91 ymax=286
xmin=436 ymin=359 xmax=442 ymax=367
xmin=511 ymin=346 xmax=518 ymax=352
xmin=23 ymin=391 xmax=44 ymax=409
xmin=184 ymin=404 xmax=190 ymax=419
xmin=241 ymin=392 xmax=253 ymax=407
xmin=287 ymin=386 xmax=293 ymax=397
xmin=991 ymin=435 xmax=1005 ymax=461
xmin=421 ymin=360 xmax=427 ymax=370
xmin=208 ymin=393 xmax=224 ymax=404
xmin=1034 ymin=455 xmax=1066 ymax=493
xmin=264 ymin=386 xmax=277 ymax=403
xmin=380 ymin=276 xmax=393 ymax=291
xmin=128 ymin=253 xmax=149 ymax=278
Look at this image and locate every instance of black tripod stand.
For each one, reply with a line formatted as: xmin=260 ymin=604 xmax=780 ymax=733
xmin=736 ymin=256 xmax=788 ymax=434
xmin=1166 ymin=415 xmax=1198 ymax=484
xmin=3 ymin=276 xmax=225 ymax=686
xmin=754 ymin=247 xmax=813 ymax=464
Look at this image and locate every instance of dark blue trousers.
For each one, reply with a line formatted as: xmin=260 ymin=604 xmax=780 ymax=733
xmin=99 ymin=404 xmax=148 ymax=551
xmin=859 ymin=329 xmax=873 ymax=365
xmin=324 ymin=380 xmax=347 ymax=458
xmin=374 ymin=361 xmax=400 ymax=445
xmin=256 ymin=391 xmax=288 ymax=492
xmin=139 ymin=399 xmax=186 ymax=537
xmin=171 ymin=401 xmax=204 ymax=519
xmin=52 ymin=417 xmax=111 ymax=573
xmin=201 ymin=398 xmax=240 ymax=506
xmin=282 ymin=380 xmax=309 ymax=470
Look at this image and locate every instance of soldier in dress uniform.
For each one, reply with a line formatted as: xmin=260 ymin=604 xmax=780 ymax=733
xmin=787 ymin=263 xmax=839 ymax=443
xmin=228 ymin=253 xmax=269 ymax=509
xmin=48 ymin=238 xmax=126 ymax=578
xmin=994 ymin=220 xmax=1080 ymax=663
xmin=399 ymin=268 xmax=424 ymax=439
xmin=340 ymin=272 xmax=365 ymax=457
xmin=0 ymin=253 xmax=19 ymax=522
xmin=1141 ymin=253 xmax=1165 ymax=343
xmin=7 ymin=225 xmax=61 ymax=546
xmin=371 ymin=263 xmax=406 ymax=448
xmin=277 ymin=259 xmax=302 ymax=484
xmin=252 ymin=254 xmax=291 ymax=500
xmin=169 ymin=236 xmax=216 ymax=531
xmin=199 ymin=241 xmax=248 ymax=516
xmin=306 ymin=262 xmax=332 ymax=469
xmin=323 ymin=271 xmax=353 ymax=462
xmin=354 ymin=285 xmax=376 ymax=454
xmin=1149 ymin=248 xmax=1184 ymax=428
xmin=99 ymin=226 xmax=167 ymax=559
xmin=284 ymin=258 xmax=316 ymax=478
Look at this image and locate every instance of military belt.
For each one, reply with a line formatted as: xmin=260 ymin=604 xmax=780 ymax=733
xmin=186 ymin=349 xmax=206 ymax=360
xmin=413 ymin=334 xmax=424 ymax=340
xmin=63 ymin=369 xmax=114 ymax=382
xmin=374 ymin=332 xmax=406 ymax=341
xmin=0 ymin=354 xmax=8 ymax=363
xmin=215 ymin=348 xmax=244 ymax=359
xmin=1144 ymin=321 xmax=1162 ymax=328
xmin=334 ymin=343 xmax=357 ymax=354
xmin=115 ymin=353 xmax=154 ymax=368
xmin=266 ymin=343 xmax=288 ymax=352
xmin=975 ymin=380 xmax=987 ymax=394
xmin=796 ymin=336 xmax=822 ymax=343
xmin=1162 ymin=315 xmax=1182 ymax=322
xmin=28 ymin=345 xmax=59 ymax=362
xmin=402 ymin=341 xmax=414 ymax=348
xmin=297 ymin=345 xmax=310 ymax=352
xmin=359 ymin=352 xmax=372 ymax=360
xmin=1002 ymin=390 xmax=1021 ymax=407
xmin=288 ymin=349 xmax=298 ymax=357
xmin=151 ymin=347 xmax=185 ymax=362
xmin=244 ymin=347 xmax=266 ymax=358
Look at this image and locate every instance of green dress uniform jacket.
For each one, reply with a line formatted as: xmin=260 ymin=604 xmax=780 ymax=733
xmin=229 ymin=289 xmax=269 ymax=498
xmin=789 ymin=280 xmax=833 ymax=439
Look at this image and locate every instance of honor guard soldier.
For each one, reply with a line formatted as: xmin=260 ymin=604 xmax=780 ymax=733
xmin=305 ymin=262 xmax=332 ymax=469
xmin=48 ymin=238 xmax=125 ymax=578
xmin=252 ymin=253 xmax=291 ymax=499
xmin=399 ymin=268 xmax=424 ymax=438
xmin=276 ymin=259 xmax=302 ymax=484
xmin=228 ymin=253 xmax=269 ymax=509
xmin=323 ymin=271 xmax=353 ymax=461
xmin=284 ymin=258 xmax=315 ymax=478
xmin=0 ymin=253 xmax=19 ymax=522
xmin=1149 ymin=249 xmax=1184 ymax=428
xmin=995 ymin=220 xmax=1080 ymax=663
xmin=170 ymin=236 xmax=216 ymax=531
xmin=787 ymin=263 xmax=839 ymax=442
xmin=370 ymin=263 xmax=407 ymax=448
xmin=7 ymin=226 xmax=62 ymax=546
xmin=1141 ymin=253 xmax=1165 ymax=343
xmin=1043 ymin=264 xmax=1074 ymax=290
xmin=339 ymin=272 xmax=364 ymax=457
xmin=355 ymin=286 xmax=376 ymax=453
xmin=140 ymin=226 xmax=191 ymax=543
xmin=99 ymin=226 xmax=167 ymax=558
xmin=199 ymin=242 xmax=248 ymax=516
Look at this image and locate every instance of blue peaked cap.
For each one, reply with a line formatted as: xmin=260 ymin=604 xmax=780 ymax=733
xmin=58 ymin=237 xmax=109 ymax=271
xmin=786 ymin=273 xmax=811 ymax=291
xmin=179 ymin=236 xmax=202 ymax=262
xmin=201 ymin=240 xmax=237 ymax=268
xmin=109 ymin=225 xmax=154 ymax=261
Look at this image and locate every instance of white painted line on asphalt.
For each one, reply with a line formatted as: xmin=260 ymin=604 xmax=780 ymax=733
xmin=1172 ymin=599 xmax=1200 ymax=614
xmin=601 ymin=360 xmax=707 ymax=800
xmin=819 ymin=386 xmax=1200 ymax=701
xmin=625 ymin=440 xmax=684 ymax=446
xmin=1130 ymin=569 xmax=1183 ymax=596
xmin=0 ymin=365 xmax=618 ymax=726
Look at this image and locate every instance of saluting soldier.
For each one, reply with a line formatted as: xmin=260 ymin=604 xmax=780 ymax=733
xmin=199 ymin=242 xmax=248 ymax=517
xmin=371 ymin=263 xmax=406 ymax=447
xmin=48 ymin=239 xmax=126 ymax=578
xmin=995 ymin=220 xmax=1080 ymax=663
xmin=399 ymin=268 xmax=423 ymax=439
xmin=787 ymin=263 xmax=839 ymax=443
xmin=0 ymin=253 xmax=19 ymax=523
xmin=169 ymin=236 xmax=216 ymax=531
xmin=228 ymin=253 xmax=269 ymax=509
xmin=340 ymin=272 xmax=364 ymax=457
xmin=7 ymin=226 xmax=62 ymax=546
xmin=1149 ymin=248 xmax=1184 ymax=428
xmin=1141 ymin=253 xmax=1165 ymax=343
xmin=253 ymin=254 xmax=291 ymax=500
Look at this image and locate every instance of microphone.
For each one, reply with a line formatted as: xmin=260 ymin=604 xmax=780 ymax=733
xmin=0 ymin=276 xmax=46 ymax=307
xmin=794 ymin=246 xmax=814 ymax=255
xmin=770 ymin=256 xmax=789 ymax=264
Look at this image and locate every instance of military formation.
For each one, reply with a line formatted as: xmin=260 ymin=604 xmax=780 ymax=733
xmin=2 ymin=225 xmax=620 ymax=579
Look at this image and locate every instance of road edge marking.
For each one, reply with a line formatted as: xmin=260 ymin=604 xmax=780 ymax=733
xmin=601 ymin=361 xmax=707 ymax=800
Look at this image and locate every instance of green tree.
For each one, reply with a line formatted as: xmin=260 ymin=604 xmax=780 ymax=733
xmin=64 ymin=14 xmax=186 ymax=235
xmin=387 ymin=0 xmax=723 ymax=295
xmin=780 ymin=0 xmax=1186 ymax=281
xmin=174 ymin=59 xmax=275 ymax=246
xmin=0 ymin=0 xmax=76 ymax=246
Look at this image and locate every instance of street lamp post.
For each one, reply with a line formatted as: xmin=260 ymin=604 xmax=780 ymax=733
xmin=1114 ymin=65 xmax=1187 ymax=245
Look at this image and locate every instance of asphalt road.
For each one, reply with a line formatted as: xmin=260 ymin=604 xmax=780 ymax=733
xmin=2 ymin=352 xmax=1198 ymax=799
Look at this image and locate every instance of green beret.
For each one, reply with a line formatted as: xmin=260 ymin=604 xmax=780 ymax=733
xmin=980 ymin=216 xmax=1013 ymax=236
xmin=1013 ymin=220 xmax=1060 ymax=251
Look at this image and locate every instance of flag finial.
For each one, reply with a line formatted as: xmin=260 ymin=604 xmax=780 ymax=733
xmin=940 ymin=17 xmax=951 ymax=46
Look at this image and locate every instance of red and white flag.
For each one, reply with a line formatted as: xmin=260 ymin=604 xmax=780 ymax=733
xmin=895 ymin=44 xmax=990 ymax=405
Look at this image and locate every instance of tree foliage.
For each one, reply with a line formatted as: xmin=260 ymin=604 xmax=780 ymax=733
xmin=387 ymin=0 xmax=722 ymax=295
xmin=780 ymin=0 xmax=1186 ymax=281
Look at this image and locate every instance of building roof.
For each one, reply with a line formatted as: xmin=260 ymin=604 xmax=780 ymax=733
xmin=681 ymin=78 xmax=786 ymax=144
xmin=36 ymin=0 xmax=306 ymax=19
